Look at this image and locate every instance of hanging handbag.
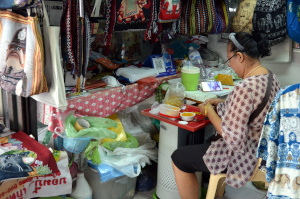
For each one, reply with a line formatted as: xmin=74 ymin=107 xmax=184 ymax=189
xmin=32 ymin=1 xmax=68 ymax=109
xmin=0 ymin=0 xmax=41 ymax=10
xmin=158 ymin=0 xmax=181 ymax=23
xmin=232 ymin=0 xmax=258 ymax=34
xmin=252 ymin=0 xmax=287 ymax=47
xmin=178 ymin=0 xmax=228 ymax=35
xmin=0 ymin=10 xmax=48 ymax=97
xmin=287 ymin=0 xmax=300 ymax=43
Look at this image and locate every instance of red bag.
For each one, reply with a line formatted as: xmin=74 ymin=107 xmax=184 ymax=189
xmin=158 ymin=0 xmax=181 ymax=23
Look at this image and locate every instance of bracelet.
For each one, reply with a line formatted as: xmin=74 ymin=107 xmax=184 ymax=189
xmin=205 ymin=103 xmax=210 ymax=117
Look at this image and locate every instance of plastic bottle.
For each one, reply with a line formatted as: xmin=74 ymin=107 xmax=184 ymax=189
xmin=188 ymin=47 xmax=207 ymax=82
xmin=161 ymin=43 xmax=172 ymax=67
xmin=71 ymin=172 xmax=93 ymax=199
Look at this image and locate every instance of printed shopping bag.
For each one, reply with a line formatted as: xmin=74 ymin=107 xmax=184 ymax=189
xmin=0 ymin=0 xmax=41 ymax=10
xmin=32 ymin=1 xmax=67 ymax=109
xmin=0 ymin=11 xmax=48 ymax=97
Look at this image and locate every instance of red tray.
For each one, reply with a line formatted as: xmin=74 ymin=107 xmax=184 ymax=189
xmin=159 ymin=112 xmax=180 ymax=119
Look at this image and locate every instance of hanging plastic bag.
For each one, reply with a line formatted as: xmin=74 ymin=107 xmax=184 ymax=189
xmin=163 ymin=82 xmax=186 ymax=108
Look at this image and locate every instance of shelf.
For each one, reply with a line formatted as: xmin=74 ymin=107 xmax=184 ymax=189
xmin=293 ymin=48 xmax=300 ymax=53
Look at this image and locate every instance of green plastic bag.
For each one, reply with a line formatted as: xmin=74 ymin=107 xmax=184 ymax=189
xmin=65 ymin=114 xmax=118 ymax=140
xmin=85 ymin=140 xmax=101 ymax=164
xmin=102 ymin=133 xmax=139 ymax=151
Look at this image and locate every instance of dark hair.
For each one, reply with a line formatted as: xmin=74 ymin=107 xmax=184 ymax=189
xmin=228 ymin=32 xmax=271 ymax=58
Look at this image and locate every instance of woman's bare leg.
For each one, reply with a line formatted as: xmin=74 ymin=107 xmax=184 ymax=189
xmin=172 ymin=161 xmax=199 ymax=199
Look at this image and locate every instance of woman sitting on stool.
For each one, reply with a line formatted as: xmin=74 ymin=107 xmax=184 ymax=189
xmin=171 ymin=32 xmax=281 ymax=199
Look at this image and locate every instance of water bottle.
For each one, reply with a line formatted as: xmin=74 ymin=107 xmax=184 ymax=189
xmin=188 ymin=47 xmax=207 ymax=82
xmin=161 ymin=43 xmax=172 ymax=66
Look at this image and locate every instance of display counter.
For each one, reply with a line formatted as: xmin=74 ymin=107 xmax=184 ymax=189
xmin=37 ymin=74 xmax=180 ymax=132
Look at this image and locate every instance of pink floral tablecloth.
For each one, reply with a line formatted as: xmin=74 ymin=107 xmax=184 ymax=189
xmin=37 ymin=74 xmax=180 ymax=132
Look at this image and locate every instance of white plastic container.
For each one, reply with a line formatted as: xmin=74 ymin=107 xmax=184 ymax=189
xmin=71 ymin=172 xmax=93 ymax=199
xmin=159 ymin=104 xmax=180 ymax=117
xmin=85 ymin=166 xmax=137 ymax=199
xmin=180 ymin=112 xmax=196 ymax=121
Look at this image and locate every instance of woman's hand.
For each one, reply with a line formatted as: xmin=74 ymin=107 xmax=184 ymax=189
xmin=205 ymin=98 xmax=225 ymax=107
xmin=198 ymin=103 xmax=214 ymax=117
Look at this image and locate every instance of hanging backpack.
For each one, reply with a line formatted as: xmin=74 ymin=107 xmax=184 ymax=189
xmin=287 ymin=0 xmax=300 ymax=43
xmin=252 ymin=0 xmax=287 ymax=47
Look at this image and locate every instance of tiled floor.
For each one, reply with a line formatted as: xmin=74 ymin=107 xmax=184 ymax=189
xmin=133 ymin=181 xmax=268 ymax=199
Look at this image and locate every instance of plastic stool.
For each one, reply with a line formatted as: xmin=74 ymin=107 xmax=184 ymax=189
xmin=206 ymin=158 xmax=267 ymax=199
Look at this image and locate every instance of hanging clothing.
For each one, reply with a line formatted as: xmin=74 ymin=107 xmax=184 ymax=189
xmin=203 ymin=74 xmax=280 ymax=188
xmin=257 ymin=84 xmax=300 ymax=199
xmin=60 ymin=0 xmax=91 ymax=79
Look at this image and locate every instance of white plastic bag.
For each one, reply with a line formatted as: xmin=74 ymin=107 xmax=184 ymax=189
xmin=98 ymin=141 xmax=158 ymax=178
xmin=116 ymin=66 xmax=159 ymax=83
xmin=101 ymin=75 xmax=123 ymax=87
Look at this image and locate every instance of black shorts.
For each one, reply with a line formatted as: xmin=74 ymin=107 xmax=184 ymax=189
xmin=171 ymin=143 xmax=226 ymax=174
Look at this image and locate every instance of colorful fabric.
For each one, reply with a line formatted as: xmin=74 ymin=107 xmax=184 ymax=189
xmin=178 ymin=0 xmax=228 ymax=35
xmin=61 ymin=0 xmax=90 ymax=79
xmin=203 ymin=74 xmax=280 ymax=188
xmin=104 ymin=0 xmax=152 ymax=47
xmin=257 ymin=84 xmax=300 ymax=199
xmin=61 ymin=0 xmax=76 ymax=70
xmin=158 ymin=0 xmax=181 ymax=23
xmin=0 ymin=151 xmax=72 ymax=198
xmin=0 ymin=11 xmax=48 ymax=97
xmin=145 ymin=0 xmax=159 ymax=41
xmin=155 ymin=83 xmax=169 ymax=103
xmin=0 ymin=131 xmax=59 ymax=181
xmin=252 ymin=0 xmax=287 ymax=47
xmin=213 ymin=0 xmax=228 ymax=33
xmin=0 ymin=0 xmax=41 ymax=9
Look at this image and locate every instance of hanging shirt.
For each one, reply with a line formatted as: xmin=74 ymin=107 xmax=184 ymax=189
xmin=203 ymin=74 xmax=280 ymax=188
xmin=257 ymin=84 xmax=300 ymax=199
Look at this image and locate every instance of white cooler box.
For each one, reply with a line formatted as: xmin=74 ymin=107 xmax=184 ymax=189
xmin=85 ymin=165 xmax=137 ymax=199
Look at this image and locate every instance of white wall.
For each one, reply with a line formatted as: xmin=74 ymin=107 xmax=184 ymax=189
xmin=207 ymin=35 xmax=300 ymax=87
